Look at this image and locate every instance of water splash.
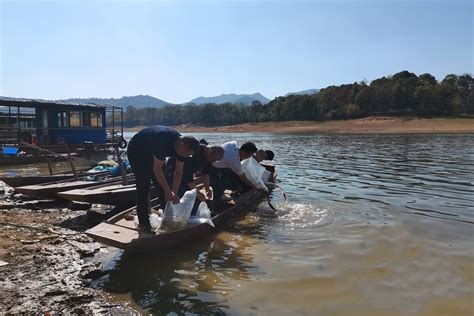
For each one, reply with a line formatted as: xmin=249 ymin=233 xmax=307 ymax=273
xmin=275 ymin=202 xmax=333 ymax=229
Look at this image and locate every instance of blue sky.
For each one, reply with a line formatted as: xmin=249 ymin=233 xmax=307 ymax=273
xmin=0 ymin=0 xmax=472 ymax=104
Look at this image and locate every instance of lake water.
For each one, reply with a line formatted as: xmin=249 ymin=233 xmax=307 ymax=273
xmin=12 ymin=132 xmax=474 ymax=315
xmin=94 ymin=132 xmax=474 ymax=315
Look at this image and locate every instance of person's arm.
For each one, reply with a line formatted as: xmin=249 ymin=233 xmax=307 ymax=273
xmin=153 ymin=157 xmax=179 ymax=203
xmin=172 ymin=160 xmax=184 ymax=198
xmin=202 ymin=174 xmax=212 ymax=199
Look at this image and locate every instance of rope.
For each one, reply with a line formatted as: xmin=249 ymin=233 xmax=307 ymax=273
xmin=265 ymin=182 xmax=288 ymax=212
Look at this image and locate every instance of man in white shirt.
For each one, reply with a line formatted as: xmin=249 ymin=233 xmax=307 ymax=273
xmin=210 ymin=141 xmax=264 ymax=206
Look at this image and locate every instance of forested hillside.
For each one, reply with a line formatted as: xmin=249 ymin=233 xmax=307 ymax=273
xmin=120 ymin=71 xmax=473 ymax=127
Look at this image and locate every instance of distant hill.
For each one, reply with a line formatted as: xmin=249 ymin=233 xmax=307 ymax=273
xmin=65 ymin=95 xmax=170 ymax=108
xmin=188 ymin=93 xmax=270 ymax=105
xmin=285 ymin=89 xmax=320 ymax=96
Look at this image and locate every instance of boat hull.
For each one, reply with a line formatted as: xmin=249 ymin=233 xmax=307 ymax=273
xmin=86 ymin=190 xmax=264 ymax=252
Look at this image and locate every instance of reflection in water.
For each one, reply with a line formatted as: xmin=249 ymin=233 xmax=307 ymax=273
xmin=95 ymin=208 xmax=266 ymax=314
xmin=0 ymin=152 xmax=111 ymax=176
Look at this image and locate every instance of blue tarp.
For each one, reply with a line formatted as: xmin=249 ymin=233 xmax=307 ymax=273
xmin=2 ymin=147 xmax=19 ymax=156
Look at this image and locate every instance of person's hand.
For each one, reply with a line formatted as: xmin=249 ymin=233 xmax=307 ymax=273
xmin=257 ymin=187 xmax=269 ymax=195
xmin=197 ymin=190 xmax=207 ymax=202
xmin=165 ymin=190 xmax=180 ymax=204
xmin=171 ymin=192 xmax=180 ymax=204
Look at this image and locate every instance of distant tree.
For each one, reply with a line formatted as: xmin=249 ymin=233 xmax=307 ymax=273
xmin=419 ymin=73 xmax=437 ymax=85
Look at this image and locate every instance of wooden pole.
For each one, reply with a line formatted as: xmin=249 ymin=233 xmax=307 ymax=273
xmin=121 ymin=108 xmax=124 ymax=139
xmin=16 ymin=106 xmax=20 ymax=145
xmin=45 ymin=154 xmax=53 ymax=175
xmin=65 ymin=145 xmax=78 ymax=180
xmin=115 ymin=145 xmax=128 ymax=185
xmin=112 ymin=107 xmax=115 ymax=144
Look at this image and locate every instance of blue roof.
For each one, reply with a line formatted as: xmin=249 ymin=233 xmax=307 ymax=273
xmin=0 ymin=96 xmax=108 ymax=109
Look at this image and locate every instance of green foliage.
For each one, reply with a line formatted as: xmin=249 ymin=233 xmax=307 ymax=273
xmin=121 ymin=71 xmax=473 ymax=127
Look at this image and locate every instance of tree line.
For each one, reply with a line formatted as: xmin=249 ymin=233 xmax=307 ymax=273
xmin=119 ymin=71 xmax=473 ymax=127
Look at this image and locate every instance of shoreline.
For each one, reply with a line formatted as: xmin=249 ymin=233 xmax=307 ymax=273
xmin=0 ymin=184 xmax=135 ymax=313
xmin=123 ymin=117 xmax=474 ymax=134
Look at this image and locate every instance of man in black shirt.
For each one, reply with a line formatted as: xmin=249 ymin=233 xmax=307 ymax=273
xmin=127 ymin=126 xmax=200 ymax=233
xmin=166 ymin=140 xmax=224 ymax=199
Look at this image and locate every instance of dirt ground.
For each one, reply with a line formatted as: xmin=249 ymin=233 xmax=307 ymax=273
xmin=124 ymin=117 xmax=474 ymax=134
xmin=0 ymin=182 xmax=132 ymax=314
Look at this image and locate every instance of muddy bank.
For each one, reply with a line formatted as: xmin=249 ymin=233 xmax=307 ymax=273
xmin=124 ymin=117 xmax=474 ymax=134
xmin=0 ymin=182 xmax=131 ymax=313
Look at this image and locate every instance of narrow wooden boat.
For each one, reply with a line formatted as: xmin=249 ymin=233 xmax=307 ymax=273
xmin=58 ymin=181 xmax=139 ymax=206
xmin=60 ymin=164 xmax=276 ymax=207
xmin=0 ymin=154 xmax=68 ymax=166
xmin=86 ymin=166 xmax=276 ymax=252
xmin=0 ymin=170 xmax=109 ymax=188
xmin=15 ymin=174 xmax=134 ymax=200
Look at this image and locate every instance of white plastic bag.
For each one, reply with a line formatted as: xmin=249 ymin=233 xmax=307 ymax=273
xmin=187 ymin=201 xmax=215 ymax=227
xmin=195 ymin=201 xmax=211 ymax=219
xmin=133 ymin=212 xmax=163 ymax=231
xmin=162 ymin=189 xmax=197 ymax=230
xmin=241 ymin=157 xmax=268 ymax=189
xmin=149 ymin=213 xmax=162 ymax=230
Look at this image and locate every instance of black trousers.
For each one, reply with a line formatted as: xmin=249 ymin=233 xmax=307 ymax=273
xmin=127 ymin=140 xmax=165 ymax=228
xmin=208 ymin=167 xmax=249 ymax=205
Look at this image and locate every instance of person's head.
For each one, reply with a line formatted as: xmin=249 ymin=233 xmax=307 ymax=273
xmin=175 ymin=136 xmax=200 ymax=157
xmin=239 ymin=142 xmax=258 ymax=160
xmin=265 ymin=150 xmax=274 ymax=161
xmin=255 ymin=149 xmax=274 ymax=162
xmin=254 ymin=149 xmax=266 ymax=162
xmin=205 ymin=145 xmax=225 ymax=162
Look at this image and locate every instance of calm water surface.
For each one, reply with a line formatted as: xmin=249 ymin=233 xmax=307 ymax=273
xmin=10 ymin=133 xmax=474 ymax=315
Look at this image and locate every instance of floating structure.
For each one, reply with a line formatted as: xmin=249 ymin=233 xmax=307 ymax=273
xmin=0 ymin=96 xmax=125 ymax=146
xmin=0 ymin=96 xmax=126 ymax=164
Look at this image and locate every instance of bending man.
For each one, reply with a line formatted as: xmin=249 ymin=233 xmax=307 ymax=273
xmin=127 ymin=126 xmax=200 ymax=233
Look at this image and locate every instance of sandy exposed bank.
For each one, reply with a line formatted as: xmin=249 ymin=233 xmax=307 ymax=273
xmin=123 ymin=117 xmax=474 ymax=134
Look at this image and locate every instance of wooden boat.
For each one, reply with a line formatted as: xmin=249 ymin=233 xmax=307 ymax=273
xmin=58 ymin=181 xmax=139 ymax=206
xmin=86 ymin=165 xmax=276 ymax=252
xmin=15 ymin=174 xmax=134 ymax=200
xmin=0 ymin=170 xmax=109 ymax=188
